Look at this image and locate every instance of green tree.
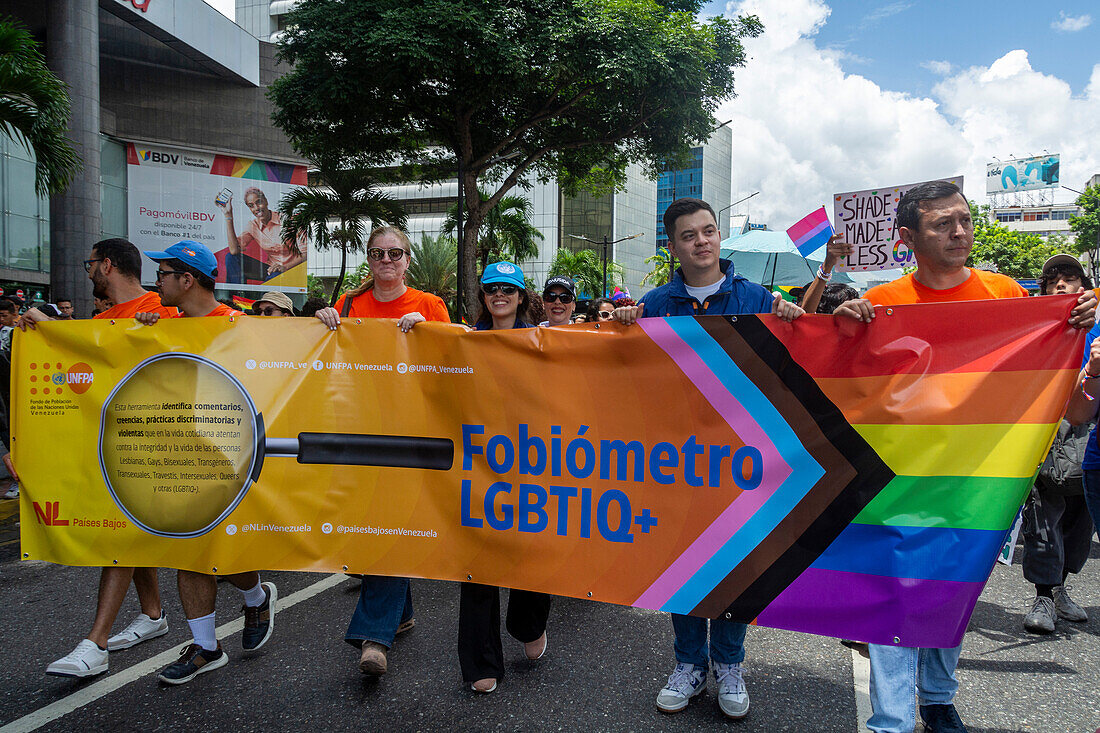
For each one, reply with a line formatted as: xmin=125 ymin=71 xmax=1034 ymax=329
xmin=642 ymin=246 xmax=674 ymax=288
xmin=1069 ymin=184 xmax=1100 ymax=267
xmin=548 ymin=247 xmax=623 ymax=299
xmin=270 ymin=0 xmax=762 ymax=317
xmin=277 ymin=163 xmax=406 ymax=305
xmin=0 ymin=18 xmax=82 ymax=195
xmin=442 ymin=190 xmax=543 ymax=269
xmin=967 ymin=203 xmax=1061 ymax=279
xmin=306 ymin=273 xmax=327 ymax=300
xmin=406 ymin=233 xmax=459 ymax=320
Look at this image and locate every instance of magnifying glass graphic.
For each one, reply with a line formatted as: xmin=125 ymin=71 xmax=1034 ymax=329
xmin=98 ymin=352 xmax=453 ymax=538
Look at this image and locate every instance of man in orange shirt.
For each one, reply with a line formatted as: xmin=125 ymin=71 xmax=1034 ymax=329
xmin=835 ymin=181 xmax=1095 ymax=733
xmin=136 ymin=240 xmax=274 ymax=686
xmin=15 ymin=238 xmax=175 ymax=679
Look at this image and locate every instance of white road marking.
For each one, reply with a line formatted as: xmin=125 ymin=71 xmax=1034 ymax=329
xmin=852 ymin=647 xmax=872 ymax=732
xmin=0 ymin=573 xmax=348 ymax=733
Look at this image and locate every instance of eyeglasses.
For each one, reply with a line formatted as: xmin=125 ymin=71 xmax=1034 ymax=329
xmin=155 ymin=270 xmax=187 ymax=282
xmin=542 ymin=292 xmax=575 ymax=304
xmin=255 ymin=306 xmax=283 ymax=316
xmin=83 ymin=258 xmax=103 ymax=273
xmin=367 ymin=247 xmax=408 ymax=262
xmin=597 ymin=310 xmax=613 ymax=320
xmin=482 ymin=283 xmax=518 ymax=295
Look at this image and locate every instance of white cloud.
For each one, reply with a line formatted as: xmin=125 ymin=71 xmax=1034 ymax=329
xmin=718 ymin=0 xmax=1100 ymax=233
xmin=1052 ymin=11 xmax=1092 ymax=32
xmin=921 ymin=60 xmax=953 ymax=76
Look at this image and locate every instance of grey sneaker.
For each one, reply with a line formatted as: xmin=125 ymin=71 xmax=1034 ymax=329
xmin=1052 ymin=585 xmax=1088 ymax=622
xmin=656 ymin=663 xmax=706 ymax=713
xmin=713 ymin=661 xmax=750 ymax=719
xmin=1024 ymin=595 xmax=1055 ymax=633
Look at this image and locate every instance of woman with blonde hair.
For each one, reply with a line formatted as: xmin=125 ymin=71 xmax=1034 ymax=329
xmin=314 ymin=226 xmax=450 ymax=677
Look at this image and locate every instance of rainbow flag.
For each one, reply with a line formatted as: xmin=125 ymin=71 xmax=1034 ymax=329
xmin=231 ymin=295 xmax=256 ymax=311
xmin=787 ymin=206 xmax=833 ymax=256
xmin=744 ymin=294 xmax=1084 ymax=646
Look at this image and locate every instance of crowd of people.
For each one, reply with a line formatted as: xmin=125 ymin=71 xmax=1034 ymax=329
xmin=2 ymin=182 xmax=1098 ymax=732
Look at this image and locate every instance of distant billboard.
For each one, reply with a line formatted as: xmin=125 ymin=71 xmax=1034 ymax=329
xmin=986 ymin=155 xmax=1060 ymax=194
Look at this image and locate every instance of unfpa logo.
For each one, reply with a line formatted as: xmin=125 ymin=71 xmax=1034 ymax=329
xmin=33 ymin=501 xmax=69 ymax=526
xmin=28 ymin=362 xmax=94 ymax=396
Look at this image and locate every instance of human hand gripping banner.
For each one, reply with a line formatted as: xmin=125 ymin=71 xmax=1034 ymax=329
xmin=14 ymin=296 xmax=1085 ymax=648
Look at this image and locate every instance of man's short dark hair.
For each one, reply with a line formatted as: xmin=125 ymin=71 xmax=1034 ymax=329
xmin=91 ymin=238 xmax=143 ymax=279
xmin=896 ymin=181 xmax=968 ymax=232
xmin=57 ymin=298 xmax=72 ymax=305
xmin=0 ymin=299 xmax=16 ymax=315
xmin=663 ymin=198 xmax=718 ymax=242
xmin=817 ymin=283 xmax=860 ymax=314
xmin=163 ymin=257 xmax=216 ymax=292
xmin=1040 ymin=264 xmax=1092 ymax=294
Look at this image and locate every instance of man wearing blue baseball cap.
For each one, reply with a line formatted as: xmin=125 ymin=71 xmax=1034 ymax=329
xmin=136 ymin=241 xmax=276 ymax=685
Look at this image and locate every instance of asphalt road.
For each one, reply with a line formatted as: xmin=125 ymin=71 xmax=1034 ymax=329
xmin=1 ymin=499 xmax=1098 ymax=732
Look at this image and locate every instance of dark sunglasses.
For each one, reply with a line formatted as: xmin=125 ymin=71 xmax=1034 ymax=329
xmin=367 ymin=247 xmax=407 ymax=262
xmin=482 ymin=283 xmax=518 ymax=295
xmin=543 ymin=292 xmax=575 ymax=304
xmin=254 ymin=306 xmax=283 ymax=316
xmin=597 ymin=310 xmax=613 ymax=320
xmin=155 ymin=270 xmax=187 ymax=282
xmin=83 ymin=258 xmax=104 ymax=273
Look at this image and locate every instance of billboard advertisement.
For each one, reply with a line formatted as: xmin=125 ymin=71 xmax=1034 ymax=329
xmin=126 ymin=143 xmax=309 ymax=293
xmin=986 ymin=155 xmax=1060 ymax=194
xmin=832 ymin=176 xmax=964 ymax=272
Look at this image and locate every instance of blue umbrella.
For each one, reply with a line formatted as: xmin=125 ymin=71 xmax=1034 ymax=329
xmin=719 ymin=230 xmax=853 ymax=290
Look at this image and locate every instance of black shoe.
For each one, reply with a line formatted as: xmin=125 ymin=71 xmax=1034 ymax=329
xmin=920 ymin=703 xmax=967 ymax=733
xmin=242 ymin=581 xmax=277 ymax=651
xmin=157 ymin=643 xmax=228 ymax=685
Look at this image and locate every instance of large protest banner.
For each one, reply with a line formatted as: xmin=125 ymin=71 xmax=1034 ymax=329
xmin=833 ymin=176 xmax=964 ymax=273
xmin=126 ymin=142 xmax=309 ymax=293
xmin=14 ymin=296 xmax=1084 ymax=647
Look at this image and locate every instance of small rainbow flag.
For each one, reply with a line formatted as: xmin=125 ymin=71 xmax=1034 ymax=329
xmin=232 ymin=295 xmax=256 ymax=311
xmin=787 ymin=206 xmax=833 ymax=257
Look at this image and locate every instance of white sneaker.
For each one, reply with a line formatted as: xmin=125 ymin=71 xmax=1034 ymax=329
xmin=713 ymin=661 xmax=750 ymax=718
xmin=46 ymin=639 xmax=108 ymax=678
xmin=656 ymin=662 xmax=707 ymax=712
xmin=108 ymin=612 xmax=169 ymax=650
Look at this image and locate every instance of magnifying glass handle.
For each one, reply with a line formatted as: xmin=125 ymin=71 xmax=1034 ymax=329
xmin=266 ymin=433 xmax=454 ymax=470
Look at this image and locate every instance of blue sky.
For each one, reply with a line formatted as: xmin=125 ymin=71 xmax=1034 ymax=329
xmin=704 ymin=1 xmax=1098 ymax=98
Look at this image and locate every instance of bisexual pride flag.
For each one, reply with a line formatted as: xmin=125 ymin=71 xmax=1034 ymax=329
xmin=787 ymin=206 xmax=834 ymax=256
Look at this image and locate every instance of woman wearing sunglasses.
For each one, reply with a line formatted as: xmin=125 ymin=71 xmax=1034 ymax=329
xmin=538 ymin=276 xmax=576 ymax=327
xmin=313 ymin=226 xmax=449 ymax=679
xmin=462 ymin=261 xmax=552 ymax=693
xmin=588 ymin=297 xmax=614 ymax=322
xmin=314 ymin=227 xmax=449 ymax=332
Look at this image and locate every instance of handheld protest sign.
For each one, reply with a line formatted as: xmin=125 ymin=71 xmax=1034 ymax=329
xmin=99 ymin=352 xmax=453 ymax=538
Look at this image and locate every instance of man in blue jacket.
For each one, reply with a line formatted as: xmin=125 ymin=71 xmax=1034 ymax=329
xmin=613 ymin=197 xmax=803 ymax=718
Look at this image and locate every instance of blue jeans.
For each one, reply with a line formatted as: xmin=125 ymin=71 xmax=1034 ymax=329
xmin=867 ymin=643 xmax=962 ymax=732
xmin=344 ymin=576 xmax=413 ymax=649
xmin=1082 ymin=469 xmax=1100 ymax=540
xmin=671 ymin=613 xmax=747 ymax=667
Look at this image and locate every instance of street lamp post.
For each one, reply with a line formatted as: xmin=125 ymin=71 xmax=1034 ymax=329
xmin=717 ymin=191 xmax=760 ymax=234
xmin=567 ymin=232 xmax=642 ymax=296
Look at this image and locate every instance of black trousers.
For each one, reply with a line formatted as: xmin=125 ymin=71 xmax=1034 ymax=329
xmin=458 ymin=583 xmax=552 ymax=682
xmin=1022 ymin=485 xmax=1094 ymax=585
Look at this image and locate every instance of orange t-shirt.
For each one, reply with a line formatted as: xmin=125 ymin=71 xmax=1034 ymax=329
xmin=863 ymin=269 xmax=1027 ymax=306
xmin=95 ymin=291 xmax=177 ymax=319
xmin=333 ymin=288 xmax=450 ymax=322
xmin=164 ymin=302 xmax=243 ymax=318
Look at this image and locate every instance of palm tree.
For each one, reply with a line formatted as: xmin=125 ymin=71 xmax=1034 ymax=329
xmin=548 ymin=248 xmax=623 ymax=299
xmin=641 ymin=247 xmax=675 ymax=288
xmin=443 ymin=189 xmax=543 ymax=270
xmin=0 ymin=18 xmax=82 ymax=195
xmin=278 ymin=163 xmax=406 ymax=305
xmin=406 ymin=233 xmax=458 ymax=319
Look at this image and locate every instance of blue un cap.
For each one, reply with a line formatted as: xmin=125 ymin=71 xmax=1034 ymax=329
xmin=481 ymin=261 xmax=525 ymax=289
xmin=144 ymin=240 xmax=218 ymax=278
